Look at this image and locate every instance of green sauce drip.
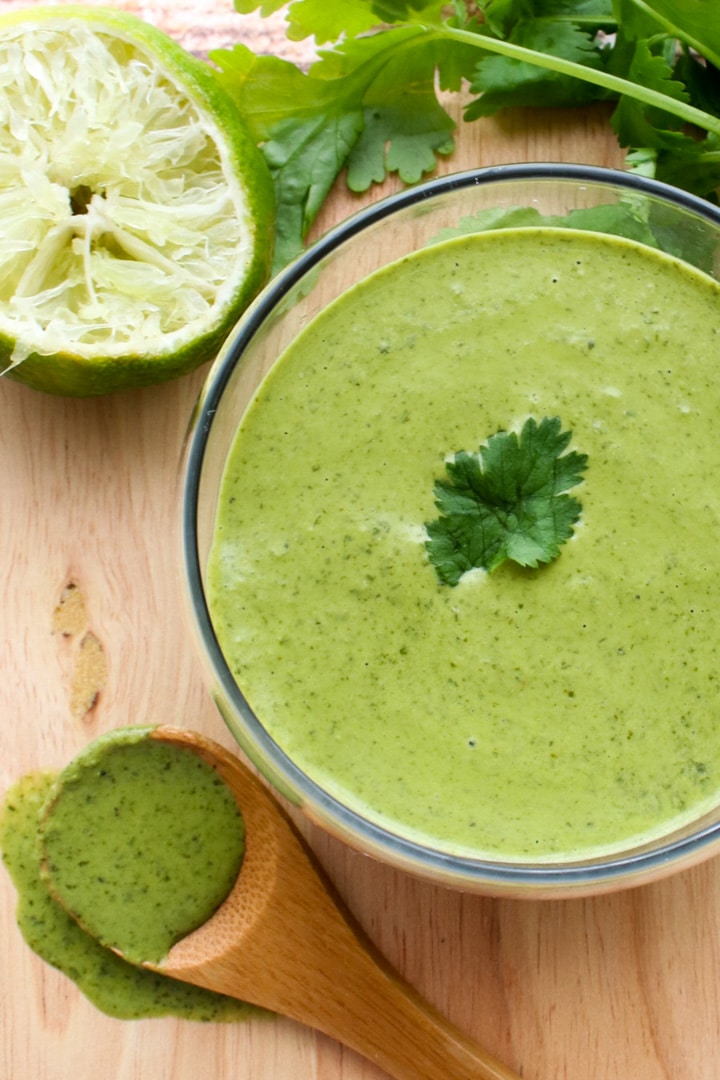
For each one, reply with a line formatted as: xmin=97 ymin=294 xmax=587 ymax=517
xmin=1 ymin=770 xmax=262 ymax=1021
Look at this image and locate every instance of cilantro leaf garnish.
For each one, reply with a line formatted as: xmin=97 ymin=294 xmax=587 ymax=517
xmin=425 ymin=417 xmax=587 ymax=586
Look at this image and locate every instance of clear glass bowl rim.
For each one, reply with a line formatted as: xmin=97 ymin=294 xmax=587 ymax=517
xmin=182 ymin=162 xmax=720 ymax=892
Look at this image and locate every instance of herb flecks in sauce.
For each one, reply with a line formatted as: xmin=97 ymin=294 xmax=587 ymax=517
xmin=426 ymin=415 xmax=588 ymax=585
xmin=40 ymin=728 xmax=245 ymax=966
xmin=208 ymin=228 xmax=720 ymax=860
xmin=0 ymin=770 xmax=259 ymax=1021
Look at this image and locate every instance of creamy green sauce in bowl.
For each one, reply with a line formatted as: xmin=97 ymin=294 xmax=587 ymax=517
xmin=206 ymin=226 xmax=720 ymax=865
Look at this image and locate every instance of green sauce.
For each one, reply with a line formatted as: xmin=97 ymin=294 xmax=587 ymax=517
xmin=207 ymin=227 xmax=720 ymax=861
xmin=1 ymin=767 xmax=259 ymax=1021
xmin=40 ymin=727 xmax=245 ymax=965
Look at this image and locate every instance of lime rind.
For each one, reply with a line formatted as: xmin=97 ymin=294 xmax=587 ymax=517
xmin=0 ymin=6 xmax=274 ymax=395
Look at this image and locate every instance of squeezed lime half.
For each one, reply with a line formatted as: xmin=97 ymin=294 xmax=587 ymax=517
xmin=0 ymin=5 xmax=274 ymax=395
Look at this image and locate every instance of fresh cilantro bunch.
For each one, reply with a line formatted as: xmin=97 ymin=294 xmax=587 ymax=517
xmin=425 ymin=417 xmax=588 ymax=585
xmin=211 ymin=0 xmax=720 ymax=270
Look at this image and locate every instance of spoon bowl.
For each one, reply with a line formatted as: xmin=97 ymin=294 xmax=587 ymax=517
xmin=141 ymin=727 xmax=520 ymax=1080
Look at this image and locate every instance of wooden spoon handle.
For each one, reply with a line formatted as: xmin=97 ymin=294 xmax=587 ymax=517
xmin=175 ymin=844 xmax=520 ymax=1080
xmin=287 ymin=923 xmax=521 ymax=1080
xmin=156 ymin=729 xmax=522 ymax=1079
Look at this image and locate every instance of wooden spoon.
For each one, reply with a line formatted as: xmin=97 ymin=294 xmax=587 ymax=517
xmin=140 ymin=726 xmax=521 ymax=1080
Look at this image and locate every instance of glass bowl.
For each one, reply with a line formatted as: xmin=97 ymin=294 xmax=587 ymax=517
xmin=181 ymin=163 xmax=720 ymax=898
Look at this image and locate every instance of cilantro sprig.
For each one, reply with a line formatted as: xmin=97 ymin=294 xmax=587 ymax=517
xmin=425 ymin=417 xmax=588 ymax=585
xmin=212 ymin=1 xmax=720 ymax=270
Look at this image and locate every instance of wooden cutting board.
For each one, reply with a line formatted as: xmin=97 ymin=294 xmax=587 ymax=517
xmin=3 ymin=4 xmax=720 ymax=1078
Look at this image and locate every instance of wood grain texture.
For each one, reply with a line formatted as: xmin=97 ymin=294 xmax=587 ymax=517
xmin=2 ymin=4 xmax=719 ymax=1080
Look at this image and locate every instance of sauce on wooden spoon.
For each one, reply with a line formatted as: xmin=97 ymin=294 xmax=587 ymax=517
xmin=39 ymin=725 xmax=245 ymax=965
xmin=39 ymin=725 xmax=520 ymax=1080
xmin=0 ymin=769 xmax=254 ymax=1021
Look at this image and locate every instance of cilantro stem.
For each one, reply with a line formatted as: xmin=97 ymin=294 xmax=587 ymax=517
xmin=625 ymin=0 xmax=720 ymax=69
xmin=427 ymin=22 xmax=720 ymax=139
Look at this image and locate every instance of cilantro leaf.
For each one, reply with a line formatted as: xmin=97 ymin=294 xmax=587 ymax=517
xmin=481 ymin=0 xmax=616 ymax=39
xmin=214 ymin=0 xmax=720 ymax=269
xmin=281 ymin=0 xmax=382 ymax=44
xmin=345 ymin=35 xmax=456 ymax=189
xmin=674 ymin=49 xmax=720 ymax=120
xmin=425 ymin=417 xmax=587 ymax=585
xmin=652 ymin=132 xmax=720 ymax=202
xmin=263 ymin=111 xmax=364 ymax=267
xmin=466 ymin=15 xmax=609 ymax=117
xmin=212 ymin=29 xmax=461 ymax=267
xmin=211 ymin=44 xmax=366 ymax=268
xmin=609 ymin=36 xmax=692 ymax=148
xmin=626 ymin=0 xmax=720 ymax=70
xmin=606 ymin=4 xmax=720 ymax=198
xmin=232 ymin=0 xmax=444 ymax=44
xmin=233 ymin=0 xmax=287 ymax=16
